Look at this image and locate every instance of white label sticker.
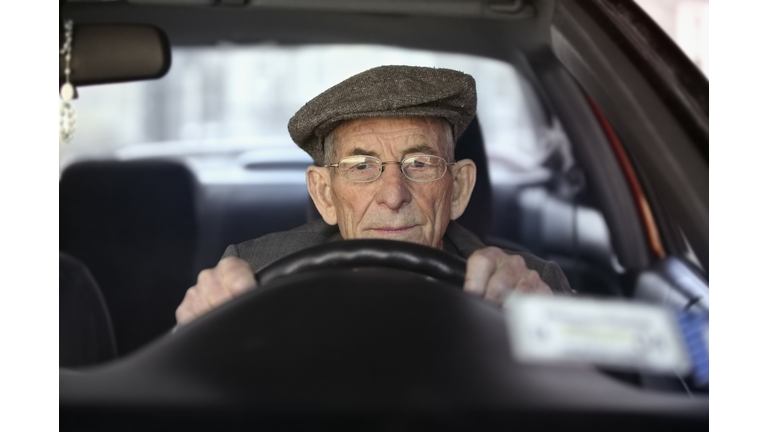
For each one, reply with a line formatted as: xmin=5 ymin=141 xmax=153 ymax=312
xmin=503 ymin=295 xmax=691 ymax=374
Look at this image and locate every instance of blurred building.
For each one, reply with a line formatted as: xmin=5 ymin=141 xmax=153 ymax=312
xmin=635 ymin=0 xmax=709 ymax=76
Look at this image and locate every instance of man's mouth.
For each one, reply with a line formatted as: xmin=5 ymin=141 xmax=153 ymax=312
xmin=368 ymin=226 xmax=416 ymax=236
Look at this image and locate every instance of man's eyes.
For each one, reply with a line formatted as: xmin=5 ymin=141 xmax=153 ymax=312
xmin=353 ymin=163 xmax=376 ymax=170
xmin=342 ymin=155 xmax=439 ymax=168
xmin=407 ymin=156 xmax=440 ymax=168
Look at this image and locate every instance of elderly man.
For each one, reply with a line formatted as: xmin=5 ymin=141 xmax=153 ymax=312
xmin=176 ymin=65 xmax=572 ymax=325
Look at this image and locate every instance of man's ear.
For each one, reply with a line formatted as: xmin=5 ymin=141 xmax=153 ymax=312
xmin=450 ymin=158 xmax=476 ymax=220
xmin=306 ymin=165 xmax=338 ymax=225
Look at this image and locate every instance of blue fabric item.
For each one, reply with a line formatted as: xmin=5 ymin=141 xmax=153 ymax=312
xmin=676 ymin=312 xmax=708 ymax=386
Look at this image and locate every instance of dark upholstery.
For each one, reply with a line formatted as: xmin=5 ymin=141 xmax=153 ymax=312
xmin=60 ymin=252 xmax=117 ymax=367
xmin=196 ymin=183 xmax=310 ymax=271
xmin=60 ymin=160 xmax=199 ymax=355
xmin=454 ymin=116 xmax=493 ymax=241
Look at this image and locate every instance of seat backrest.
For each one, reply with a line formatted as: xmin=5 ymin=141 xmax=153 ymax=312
xmin=453 ymin=116 xmax=493 ymax=241
xmin=195 ymin=183 xmax=311 ymax=271
xmin=60 ymin=252 xmax=117 ymax=367
xmin=60 ymin=160 xmax=199 ymax=355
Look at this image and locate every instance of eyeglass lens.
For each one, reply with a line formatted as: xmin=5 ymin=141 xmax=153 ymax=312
xmin=336 ymin=155 xmax=447 ymax=182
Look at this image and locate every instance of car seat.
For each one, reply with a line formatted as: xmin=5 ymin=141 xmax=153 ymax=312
xmin=453 ymin=116 xmax=493 ymax=241
xmin=60 ymin=252 xmax=117 ymax=367
xmin=60 ymin=160 xmax=199 ymax=355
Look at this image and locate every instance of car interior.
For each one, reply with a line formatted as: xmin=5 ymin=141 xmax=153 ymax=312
xmin=59 ymin=0 xmax=708 ymax=430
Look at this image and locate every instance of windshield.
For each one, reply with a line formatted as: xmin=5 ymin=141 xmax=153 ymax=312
xmin=60 ymin=44 xmax=570 ymax=186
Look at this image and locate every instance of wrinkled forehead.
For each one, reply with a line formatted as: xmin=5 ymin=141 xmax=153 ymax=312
xmin=333 ymin=117 xmax=452 ymax=157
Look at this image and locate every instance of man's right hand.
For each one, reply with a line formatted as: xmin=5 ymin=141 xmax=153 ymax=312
xmin=175 ymin=256 xmax=256 ymax=325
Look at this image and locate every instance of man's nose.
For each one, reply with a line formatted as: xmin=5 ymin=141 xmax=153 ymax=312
xmin=374 ymin=164 xmax=412 ymax=210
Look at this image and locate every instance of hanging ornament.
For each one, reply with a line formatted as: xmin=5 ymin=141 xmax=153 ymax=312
xmin=60 ymin=20 xmax=76 ymax=144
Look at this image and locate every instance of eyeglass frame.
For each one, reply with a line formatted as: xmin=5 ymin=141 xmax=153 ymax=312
xmin=324 ymin=154 xmax=457 ymax=183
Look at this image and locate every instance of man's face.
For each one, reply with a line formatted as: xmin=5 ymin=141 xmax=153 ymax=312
xmin=306 ymin=117 xmax=476 ymax=249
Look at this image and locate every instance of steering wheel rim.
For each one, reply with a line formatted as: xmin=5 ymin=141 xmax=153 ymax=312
xmin=254 ymin=239 xmax=468 ymax=288
xmin=61 ymin=240 xmax=709 ymax=430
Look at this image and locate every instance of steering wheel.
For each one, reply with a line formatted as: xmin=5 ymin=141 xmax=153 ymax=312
xmin=60 ymin=239 xmax=709 ymax=431
xmin=254 ymin=238 xmax=468 ymax=289
xmin=142 ymin=239 xmax=499 ymax=408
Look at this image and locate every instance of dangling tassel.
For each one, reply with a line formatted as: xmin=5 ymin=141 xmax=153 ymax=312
xmin=60 ymin=20 xmax=76 ymax=144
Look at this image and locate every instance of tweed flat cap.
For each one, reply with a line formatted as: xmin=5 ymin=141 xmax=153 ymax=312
xmin=288 ymin=65 xmax=477 ymax=164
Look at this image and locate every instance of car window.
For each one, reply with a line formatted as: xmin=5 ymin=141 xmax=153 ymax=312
xmin=634 ymin=0 xmax=709 ymax=77
xmin=60 ymin=44 xmax=566 ymax=187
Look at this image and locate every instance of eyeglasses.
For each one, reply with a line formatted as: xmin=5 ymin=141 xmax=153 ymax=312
xmin=325 ymin=154 xmax=455 ymax=183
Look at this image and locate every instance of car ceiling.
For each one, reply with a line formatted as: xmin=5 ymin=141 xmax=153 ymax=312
xmin=62 ymin=0 xmax=555 ymax=57
xmin=61 ymin=0 xmax=564 ymax=137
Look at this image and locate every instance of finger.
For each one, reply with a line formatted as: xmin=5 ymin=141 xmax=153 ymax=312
xmin=217 ymin=257 xmax=257 ymax=295
xmin=464 ymin=247 xmax=504 ymax=296
xmin=483 ymin=255 xmax=522 ymax=302
xmin=515 ymin=269 xmax=553 ymax=295
xmin=176 ymin=286 xmax=208 ymax=324
xmin=485 ymin=255 xmax=548 ymax=303
xmin=187 ymin=285 xmax=213 ymax=318
xmin=175 ymin=289 xmax=196 ymax=324
xmin=195 ymin=267 xmax=227 ymax=309
xmin=202 ymin=278 xmax=233 ymax=309
xmin=484 ymin=269 xmax=511 ymax=304
xmin=199 ymin=267 xmax=235 ymax=307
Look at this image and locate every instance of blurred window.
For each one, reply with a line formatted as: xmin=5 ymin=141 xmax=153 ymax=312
xmin=60 ymin=44 xmax=571 ymax=186
xmin=635 ymin=0 xmax=709 ymax=77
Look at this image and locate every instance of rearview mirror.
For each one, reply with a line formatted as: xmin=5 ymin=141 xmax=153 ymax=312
xmin=58 ymin=24 xmax=171 ymax=87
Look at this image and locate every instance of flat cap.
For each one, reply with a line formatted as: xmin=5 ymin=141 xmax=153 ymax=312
xmin=288 ymin=65 xmax=477 ymax=164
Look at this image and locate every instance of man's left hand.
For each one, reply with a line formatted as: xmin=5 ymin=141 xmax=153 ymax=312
xmin=464 ymin=246 xmax=553 ymax=304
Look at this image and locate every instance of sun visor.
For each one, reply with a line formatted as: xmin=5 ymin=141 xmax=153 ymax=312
xmin=59 ymin=24 xmax=171 ymax=87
